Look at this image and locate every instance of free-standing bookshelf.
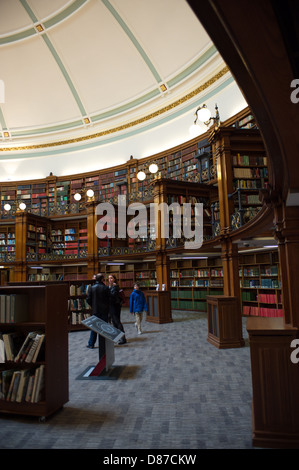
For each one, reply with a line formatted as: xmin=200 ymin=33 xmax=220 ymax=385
xmin=0 ymin=284 xmax=69 ymax=420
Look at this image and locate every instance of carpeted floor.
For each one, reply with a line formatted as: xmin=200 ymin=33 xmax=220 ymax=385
xmin=0 ymin=308 xmax=254 ymax=449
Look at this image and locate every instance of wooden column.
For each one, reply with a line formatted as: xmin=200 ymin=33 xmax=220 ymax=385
xmin=14 ymin=210 xmax=28 ymax=282
xmin=274 ymin=203 xmax=299 ymax=328
xmin=86 ymin=199 xmax=98 ymax=279
xmin=213 ymin=236 xmax=245 ymax=348
xmin=155 ymin=252 xmax=171 ymax=292
xmin=211 ymin=127 xmax=235 ymax=234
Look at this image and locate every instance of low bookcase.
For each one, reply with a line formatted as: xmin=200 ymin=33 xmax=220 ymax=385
xmin=207 ymin=295 xmax=244 ymax=348
xmin=0 ymin=284 xmax=69 ymax=420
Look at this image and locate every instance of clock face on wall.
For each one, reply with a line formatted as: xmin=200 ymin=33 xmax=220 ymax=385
xmin=82 ymin=316 xmax=124 ymax=343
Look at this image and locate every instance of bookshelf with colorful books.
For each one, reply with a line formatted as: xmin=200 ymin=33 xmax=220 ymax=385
xmin=0 ymin=224 xmax=16 ymax=258
xmin=31 ymin=182 xmax=48 ymax=216
xmin=239 ymin=250 xmax=283 ymax=318
xmin=134 ymin=262 xmax=157 ymax=289
xmin=55 ymin=220 xmax=88 ymax=256
xmin=17 ymin=184 xmax=32 ymax=212
xmin=70 ymin=178 xmax=84 ymax=203
xmin=68 ymin=280 xmax=92 ymax=330
xmin=99 ymin=172 xmax=115 ymax=203
xmin=163 ymin=179 xmax=218 ymax=243
xmin=196 ymin=138 xmax=215 ymax=184
xmin=230 ymin=134 xmax=269 ymax=226
xmin=56 ymin=180 xmax=70 ymax=210
xmin=26 ymin=216 xmax=49 ymax=256
xmin=85 ymin=175 xmax=99 ymax=201
xmin=0 ymin=284 xmax=68 ymax=419
xmin=170 ymin=258 xmax=224 ymax=311
xmin=1 ymin=185 xmax=16 ymax=213
xmin=167 ymin=151 xmax=182 ymax=180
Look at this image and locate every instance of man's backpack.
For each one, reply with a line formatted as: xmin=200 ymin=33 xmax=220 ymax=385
xmin=119 ymin=289 xmax=126 ymax=305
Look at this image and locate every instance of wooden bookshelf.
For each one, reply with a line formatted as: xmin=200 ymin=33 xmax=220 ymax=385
xmin=0 ymin=284 xmax=69 ymax=419
xmin=170 ymin=258 xmax=224 ymax=311
xmin=0 ymin=224 xmax=15 ymax=258
xmin=68 ymin=280 xmax=92 ymax=330
xmin=239 ymin=250 xmax=283 ymax=318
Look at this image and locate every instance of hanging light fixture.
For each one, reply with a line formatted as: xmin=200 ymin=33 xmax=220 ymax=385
xmin=19 ymin=202 xmax=26 ymax=211
xmin=4 ymin=203 xmax=11 ymax=211
xmin=137 ymin=171 xmax=146 ymax=181
xmin=74 ymin=192 xmax=81 ymax=201
xmin=86 ymin=189 xmax=94 ymax=198
xmin=149 ymin=163 xmax=159 ymax=174
xmin=194 ymin=103 xmax=220 ymax=128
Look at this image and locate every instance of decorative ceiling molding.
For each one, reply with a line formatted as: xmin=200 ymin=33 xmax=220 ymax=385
xmin=0 ymin=0 xmax=89 ymax=45
xmin=0 ymin=65 xmax=230 ymax=153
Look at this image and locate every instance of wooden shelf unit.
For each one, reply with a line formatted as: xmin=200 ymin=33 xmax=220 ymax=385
xmin=239 ymin=250 xmax=283 ymax=318
xmin=170 ymin=258 xmax=224 ymax=311
xmin=0 ymin=284 xmax=69 ymax=419
xmin=0 ymin=223 xmax=15 ymax=257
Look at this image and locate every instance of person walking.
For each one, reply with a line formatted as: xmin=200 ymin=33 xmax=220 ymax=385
xmin=108 ymin=274 xmax=127 ymax=344
xmin=129 ymin=282 xmax=148 ymax=335
xmin=86 ymin=273 xmax=110 ymax=348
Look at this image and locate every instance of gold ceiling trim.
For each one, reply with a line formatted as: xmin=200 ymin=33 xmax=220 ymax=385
xmin=0 ymin=66 xmax=229 ymax=152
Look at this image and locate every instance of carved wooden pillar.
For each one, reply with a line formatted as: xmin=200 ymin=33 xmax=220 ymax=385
xmin=155 ymin=252 xmax=171 ymax=292
xmin=219 ymin=236 xmax=244 ymax=347
xmin=210 ymin=127 xmax=234 ymax=233
xmin=86 ymin=199 xmax=98 ymax=279
xmin=274 ymin=203 xmax=299 ymax=328
xmin=14 ymin=210 xmax=27 ymax=282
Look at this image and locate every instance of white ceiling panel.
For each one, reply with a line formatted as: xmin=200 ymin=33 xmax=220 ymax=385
xmin=47 ymin=0 xmax=156 ymax=113
xmin=26 ymin=0 xmax=74 ymax=21
xmin=0 ymin=35 xmax=81 ymax=129
xmin=0 ymin=0 xmax=32 ymax=35
xmin=111 ymin=0 xmax=211 ymax=78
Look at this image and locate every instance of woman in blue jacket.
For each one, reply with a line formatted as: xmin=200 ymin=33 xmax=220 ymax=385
xmin=130 ymin=282 xmax=148 ymax=335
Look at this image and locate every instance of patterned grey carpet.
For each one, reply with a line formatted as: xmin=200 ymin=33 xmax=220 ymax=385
xmin=0 ymin=309 xmax=254 ymax=449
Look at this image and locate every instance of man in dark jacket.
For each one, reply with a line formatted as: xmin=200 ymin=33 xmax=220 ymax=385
xmin=86 ymin=273 xmax=110 ymax=348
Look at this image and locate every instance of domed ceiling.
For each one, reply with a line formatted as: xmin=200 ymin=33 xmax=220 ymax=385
xmin=0 ymin=0 xmax=232 ymax=150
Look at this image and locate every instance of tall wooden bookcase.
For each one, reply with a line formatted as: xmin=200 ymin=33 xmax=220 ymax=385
xmin=0 ymin=284 xmax=69 ymax=419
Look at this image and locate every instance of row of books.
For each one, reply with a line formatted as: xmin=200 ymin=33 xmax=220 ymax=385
xmin=234 ymin=178 xmax=267 ymax=189
xmin=171 ymin=279 xmax=224 ymax=287
xmin=68 ymin=298 xmax=91 ymax=311
xmin=0 ymin=365 xmax=45 ymax=403
xmin=171 ymin=299 xmax=207 ymax=311
xmin=257 ymin=293 xmax=282 ymax=304
xmin=232 ymin=154 xmax=267 ymax=166
xmin=170 ymin=269 xmax=223 ymax=278
xmin=242 ymin=306 xmax=283 ymax=317
xmin=242 ymin=279 xmax=280 ymax=288
xmin=171 ymin=290 xmax=208 ymax=299
xmin=69 ymin=284 xmax=90 ymax=296
xmin=69 ymin=312 xmax=91 ymax=325
xmin=0 ymin=294 xmax=28 ymax=323
xmin=0 ymin=233 xmax=15 ymax=239
xmin=233 ymin=167 xmax=268 ymax=178
xmin=0 ymin=330 xmax=45 ymax=363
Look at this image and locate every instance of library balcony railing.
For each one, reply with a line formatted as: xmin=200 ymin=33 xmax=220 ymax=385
xmin=26 ymin=247 xmax=88 ymax=262
xmin=98 ymin=239 xmax=156 ymax=257
xmin=0 ymin=251 xmax=15 ymax=263
xmin=229 ymin=188 xmax=262 ymax=230
xmin=0 ymin=201 xmax=87 ymax=219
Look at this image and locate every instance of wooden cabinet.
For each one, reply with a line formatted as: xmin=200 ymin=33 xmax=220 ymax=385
xmin=0 ymin=284 xmax=69 ymax=419
xmin=145 ymin=291 xmax=172 ymax=324
xmin=247 ymin=316 xmax=299 ymax=448
xmin=207 ymin=295 xmax=244 ymax=348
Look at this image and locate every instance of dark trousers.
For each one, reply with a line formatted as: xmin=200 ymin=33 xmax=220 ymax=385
xmin=87 ymin=312 xmax=108 ymax=347
xmin=110 ymin=304 xmax=125 ymax=333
